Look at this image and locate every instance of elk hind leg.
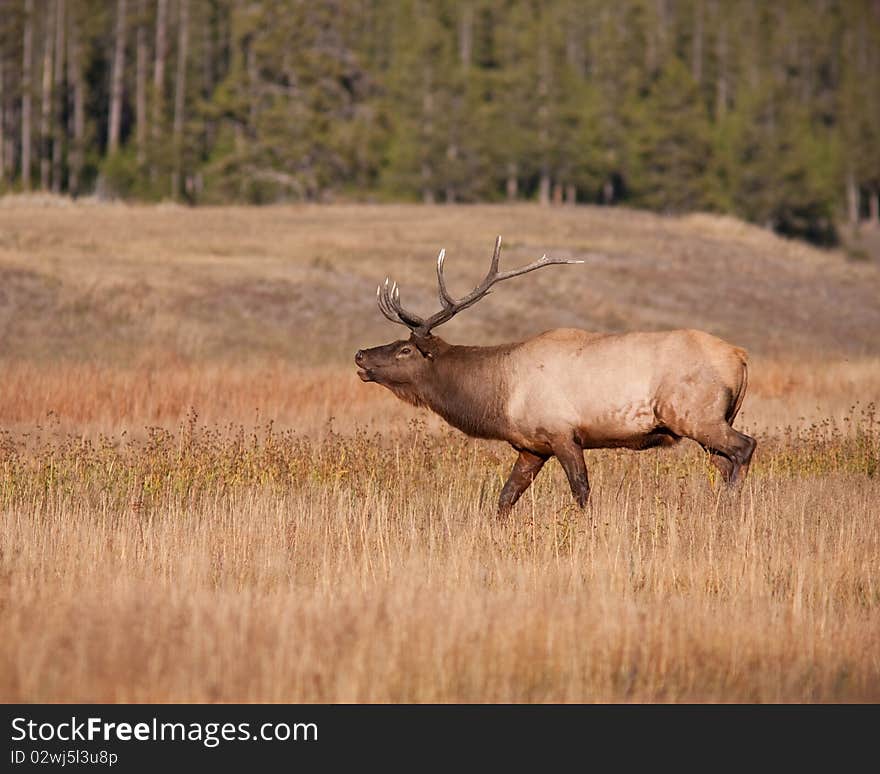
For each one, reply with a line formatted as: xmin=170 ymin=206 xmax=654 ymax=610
xmin=706 ymin=450 xmax=735 ymax=484
xmin=693 ymin=423 xmax=756 ymax=485
xmin=498 ymin=450 xmax=548 ymax=515
xmin=732 ymin=431 xmax=757 ymax=482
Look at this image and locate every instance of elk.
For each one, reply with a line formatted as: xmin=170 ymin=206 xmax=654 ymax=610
xmin=355 ymin=237 xmax=756 ymax=514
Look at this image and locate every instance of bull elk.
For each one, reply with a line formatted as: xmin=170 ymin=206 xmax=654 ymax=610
xmin=355 ymin=237 xmax=756 ymax=514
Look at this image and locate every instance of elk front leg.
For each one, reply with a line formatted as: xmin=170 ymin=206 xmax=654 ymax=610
xmin=498 ymin=449 xmax=548 ymax=515
xmin=552 ymin=440 xmax=591 ymax=508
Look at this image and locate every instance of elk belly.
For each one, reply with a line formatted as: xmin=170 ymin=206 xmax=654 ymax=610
xmin=573 ymin=403 xmax=667 ymax=449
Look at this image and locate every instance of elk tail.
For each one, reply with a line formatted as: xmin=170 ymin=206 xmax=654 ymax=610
xmin=729 ymin=347 xmax=749 ymax=424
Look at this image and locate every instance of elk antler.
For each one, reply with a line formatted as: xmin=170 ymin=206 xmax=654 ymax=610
xmin=376 ymin=236 xmax=584 ymax=337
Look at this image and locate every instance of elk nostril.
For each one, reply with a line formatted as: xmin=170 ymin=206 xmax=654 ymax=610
xmin=355 ymin=350 xmax=365 ymax=365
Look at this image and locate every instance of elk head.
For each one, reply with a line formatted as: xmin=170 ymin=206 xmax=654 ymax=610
xmin=354 ymin=236 xmax=583 ymax=393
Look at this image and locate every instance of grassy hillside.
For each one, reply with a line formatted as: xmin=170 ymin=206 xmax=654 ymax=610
xmin=2 ymin=198 xmax=879 ymax=365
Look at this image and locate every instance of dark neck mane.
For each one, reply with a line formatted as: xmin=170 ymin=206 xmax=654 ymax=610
xmin=414 ymin=343 xmax=514 ymax=440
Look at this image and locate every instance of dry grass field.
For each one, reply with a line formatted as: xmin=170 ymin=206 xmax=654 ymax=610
xmin=1 ymin=198 xmax=879 ymax=702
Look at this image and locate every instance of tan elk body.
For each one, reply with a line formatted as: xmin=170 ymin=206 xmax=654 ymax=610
xmin=356 ymin=237 xmax=756 ymax=513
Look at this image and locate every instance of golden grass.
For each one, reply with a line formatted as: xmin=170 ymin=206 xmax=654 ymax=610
xmin=1 ymin=202 xmax=879 ymax=702
xmin=1 ymin=400 xmax=878 ymax=702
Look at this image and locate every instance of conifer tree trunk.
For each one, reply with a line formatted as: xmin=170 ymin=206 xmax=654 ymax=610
xmin=172 ymin=0 xmax=189 ymax=199
xmin=67 ymin=10 xmax=84 ymax=196
xmin=565 ymin=18 xmax=584 ymax=77
xmin=870 ymin=190 xmax=879 ymax=227
xmin=445 ymin=1 xmax=471 ymax=203
xmin=538 ymin=171 xmax=551 ymax=206
xmin=135 ymin=0 xmax=147 ymax=166
xmin=445 ymin=143 xmax=457 ymax=203
xmin=40 ymin=0 xmax=55 ymax=191
xmin=202 ymin=5 xmax=215 ymax=106
xmin=0 ymin=59 xmax=5 ymax=184
xmin=565 ymin=183 xmax=576 ymax=205
xmin=655 ymin=0 xmax=668 ymax=68
xmin=846 ymin=169 xmax=859 ymax=225
xmin=537 ymin=41 xmax=550 ymax=206
xmin=22 ymin=0 xmax=34 ymax=191
xmin=52 ymin=0 xmax=65 ymax=193
xmin=715 ymin=19 xmax=728 ymax=120
xmin=152 ymin=0 xmax=168 ymax=180
xmin=421 ymin=67 xmax=434 ymax=204
xmin=602 ymin=178 xmax=614 ymax=204
xmin=458 ymin=3 xmax=472 ymax=67
xmin=692 ymin=0 xmax=703 ymax=84
xmin=246 ymin=41 xmax=257 ymax=137
xmin=108 ymin=0 xmax=127 ymax=155
xmin=3 ymin=106 xmax=13 ymax=184
xmin=421 ymin=164 xmax=434 ymax=204
xmin=506 ymin=162 xmax=518 ymax=201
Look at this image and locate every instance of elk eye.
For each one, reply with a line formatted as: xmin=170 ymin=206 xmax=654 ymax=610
xmin=399 ymin=347 xmax=412 ymax=355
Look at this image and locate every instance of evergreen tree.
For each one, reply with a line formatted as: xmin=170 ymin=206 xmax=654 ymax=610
xmin=483 ymin=0 xmax=540 ymax=201
xmin=203 ymin=0 xmax=374 ymax=203
xmin=716 ymin=83 xmax=837 ymax=243
xmin=629 ymin=58 xmax=712 ymax=213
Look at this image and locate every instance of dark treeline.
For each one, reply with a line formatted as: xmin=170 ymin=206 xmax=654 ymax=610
xmin=1 ymin=1 xmax=879 ymax=243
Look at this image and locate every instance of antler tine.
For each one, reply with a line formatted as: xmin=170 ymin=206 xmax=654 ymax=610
xmin=377 ymin=279 xmax=403 ymax=325
xmin=377 ymin=279 xmax=404 ymax=325
xmin=434 ymin=236 xmax=501 ymax=313
xmin=488 ymin=235 xmax=502 ymax=277
xmin=436 ymin=249 xmax=456 ymax=308
xmin=377 ymin=277 xmax=426 ymax=330
xmin=492 ymin=252 xmax=585 ymax=283
xmin=466 ymin=235 xmax=503 ymax=297
xmin=378 ymin=280 xmax=402 ymax=324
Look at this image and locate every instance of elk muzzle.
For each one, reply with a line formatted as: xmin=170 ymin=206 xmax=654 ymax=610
xmin=354 ymin=349 xmax=373 ymax=381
